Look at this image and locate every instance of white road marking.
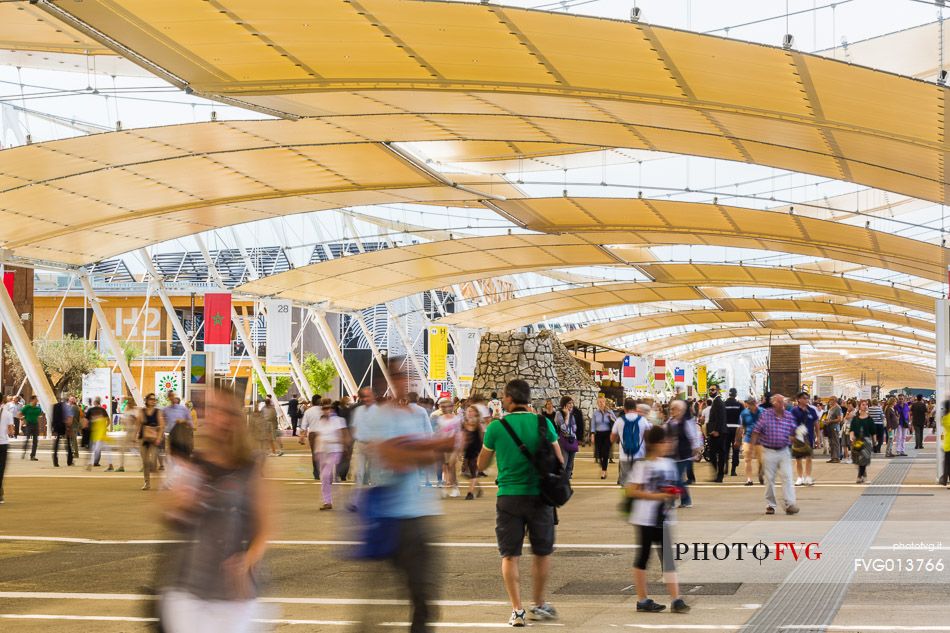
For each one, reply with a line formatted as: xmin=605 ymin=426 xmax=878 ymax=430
xmin=0 ymin=591 xmax=506 ymax=607
xmin=0 ymin=614 xmax=563 ymax=628
xmin=0 ymin=535 xmax=641 ymax=548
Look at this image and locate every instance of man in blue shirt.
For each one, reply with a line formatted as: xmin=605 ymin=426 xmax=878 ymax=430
xmin=791 ymin=392 xmax=818 ymax=486
xmin=361 ymin=361 xmax=454 ymax=633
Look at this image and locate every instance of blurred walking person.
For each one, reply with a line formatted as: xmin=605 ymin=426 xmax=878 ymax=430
xmin=665 ymin=400 xmax=701 ymax=507
xmin=137 ymin=393 xmax=165 ymax=490
xmin=85 ymin=398 xmax=114 ymax=471
xmin=312 ymin=398 xmax=350 ymax=510
xmin=0 ymin=401 xmax=13 ymax=503
xmin=299 ymin=395 xmax=322 ymax=480
xmin=591 ymin=396 xmax=616 ymax=479
xmin=116 ymin=399 xmax=138 ymax=472
xmin=357 ymin=361 xmax=455 ymax=633
xmin=461 ymin=404 xmax=485 ymax=500
xmin=51 ymin=395 xmax=75 ymax=467
xmin=158 ymin=389 xmax=274 ymax=633
xmin=18 ymin=395 xmax=43 ymax=462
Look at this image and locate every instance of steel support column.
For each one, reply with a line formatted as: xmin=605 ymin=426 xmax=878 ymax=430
xmin=138 ymin=249 xmax=192 ymax=354
xmin=78 ymin=271 xmax=144 ymax=406
xmin=0 ymin=273 xmax=56 ymax=421
xmin=936 ymin=298 xmax=948 ymax=483
xmin=351 ymin=310 xmax=395 ymax=395
xmin=386 ymin=303 xmax=434 ymax=399
xmin=310 ymin=310 xmax=358 ymax=397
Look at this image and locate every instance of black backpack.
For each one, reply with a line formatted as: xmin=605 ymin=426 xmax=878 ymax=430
xmin=499 ymin=415 xmax=573 ymax=507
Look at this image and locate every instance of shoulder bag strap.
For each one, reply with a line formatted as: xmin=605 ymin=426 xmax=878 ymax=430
xmin=499 ymin=419 xmax=537 ymax=468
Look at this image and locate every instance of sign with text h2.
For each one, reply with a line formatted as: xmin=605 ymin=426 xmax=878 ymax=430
xmin=428 ymin=325 xmax=448 ymax=381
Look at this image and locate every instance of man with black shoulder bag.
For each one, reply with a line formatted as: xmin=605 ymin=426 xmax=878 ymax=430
xmin=478 ymin=379 xmax=565 ymax=628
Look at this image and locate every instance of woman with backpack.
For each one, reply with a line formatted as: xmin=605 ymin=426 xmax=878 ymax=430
xmin=555 ymin=396 xmax=584 ymax=479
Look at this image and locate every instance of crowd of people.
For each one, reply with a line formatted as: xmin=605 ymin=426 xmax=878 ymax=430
xmin=2 ymin=378 xmax=948 ymax=633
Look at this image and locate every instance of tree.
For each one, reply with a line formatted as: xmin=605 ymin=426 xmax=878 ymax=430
xmin=255 ymin=375 xmax=291 ymax=400
xmin=4 ymin=336 xmax=104 ymax=398
xmin=121 ymin=341 xmax=144 ymax=366
xmin=301 ymin=353 xmax=338 ymax=396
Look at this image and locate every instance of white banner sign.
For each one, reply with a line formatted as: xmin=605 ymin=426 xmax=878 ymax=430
xmin=454 ymin=329 xmax=480 ymax=382
xmin=155 ymin=371 xmax=184 ymax=399
xmin=858 ymin=385 xmax=873 ymax=400
xmin=265 ymin=299 xmax=292 ymax=373
xmin=82 ymin=367 xmax=112 ymax=405
xmin=816 ymin=375 xmax=835 ymax=398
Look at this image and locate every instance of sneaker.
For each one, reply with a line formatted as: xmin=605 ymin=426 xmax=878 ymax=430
xmin=843 ymin=458 xmax=852 ymax=464
xmin=785 ymin=504 xmax=800 ymax=515
xmin=805 ymin=477 xmax=814 ymax=486
xmin=766 ymin=506 xmax=776 ymax=515
xmin=671 ymin=598 xmax=690 ymax=614
xmin=106 ymin=465 xmax=114 ymax=472
xmin=116 ymin=467 xmax=125 ymax=472
xmin=508 ymin=609 xmax=527 ymax=627
xmin=679 ymin=502 xmax=692 ymax=508
xmin=277 ymin=451 xmax=284 ymax=457
xmin=319 ymin=503 xmax=333 ymax=511
xmin=528 ymin=603 xmax=558 ymax=621
xmin=141 ymin=483 xmax=151 ymax=491
xmin=465 ymin=492 xmax=475 ymax=500
xmin=744 ymin=479 xmax=753 ymax=486
xmin=30 ymin=457 xmax=38 ymax=461
xmin=856 ymin=477 xmax=863 ymax=484
xmin=636 ymin=599 xmax=666 ymax=613
xmin=449 ymin=487 xmax=460 ymax=498
xmin=794 ymin=477 xmax=804 ymax=486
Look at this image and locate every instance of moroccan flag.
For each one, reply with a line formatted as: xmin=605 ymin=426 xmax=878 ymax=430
xmin=204 ymin=292 xmax=231 ymax=371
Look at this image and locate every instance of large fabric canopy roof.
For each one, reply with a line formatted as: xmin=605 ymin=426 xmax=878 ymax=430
xmin=237 ymin=234 xmax=616 ymax=309
xmin=440 ymin=264 xmax=935 ymax=331
xmin=563 ymin=302 xmax=935 ymax=346
xmin=633 ymin=325 xmax=935 ymax=356
xmin=498 ymin=198 xmax=948 ymax=282
xmin=35 ymin=0 xmax=950 ymax=204
xmin=0 ymin=2 xmax=110 ymax=56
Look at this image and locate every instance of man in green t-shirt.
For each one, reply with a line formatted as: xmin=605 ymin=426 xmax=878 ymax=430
xmin=477 ymin=379 xmax=562 ymax=627
xmin=19 ymin=395 xmax=43 ymax=461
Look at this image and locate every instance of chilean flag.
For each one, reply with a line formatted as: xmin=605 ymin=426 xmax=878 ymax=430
xmin=204 ymin=292 xmax=232 ymax=371
xmin=654 ymin=358 xmax=667 ymax=381
xmin=622 ymin=355 xmax=636 ymax=379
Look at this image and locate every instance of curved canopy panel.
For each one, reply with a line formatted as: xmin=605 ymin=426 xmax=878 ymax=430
xmin=442 ymin=264 xmax=935 ymax=331
xmin=499 ymin=198 xmax=949 ymax=281
xmin=677 ymin=339 xmax=934 ymax=363
xmin=563 ymin=303 xmax=935 ymax=345
xmin=236 ymin=234 xmax=617 ymax=310
xmin=0 ymin=2 xmax=111 ymax=55
xmin=634 ymin=325 xmax=935 ymax=356
xmin=42 ymin=0 xmax=950 ymax=203
xmin=0 ymin=121 xmax=528 ymax=265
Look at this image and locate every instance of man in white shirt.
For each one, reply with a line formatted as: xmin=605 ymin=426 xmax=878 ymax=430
xmin=611 ymin=400 xmax=653 ymax=485
xmin=0 ymin=400 xmax=14 ymax=503
xmin=299 ymin=395 xmax=323 ymax=480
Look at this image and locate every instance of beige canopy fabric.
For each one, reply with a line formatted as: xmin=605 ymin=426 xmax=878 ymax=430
xmin=0 ymin=2 xmax=111 ymax=55
xmin=634 ymin=324 xmax=935 ymax=356
xmin=441 ymin=264 xmax=936 ymax=330
xmin=562 ymin=302 xmax=935 ymax=345
xmin=40 ymin=0 xmax=950 ymax=204
xmin=236 ymin=234 xmax=617 ymax=310
xmin=497 ymin=197 xmax=949 ymax=282
xmin=677 ymin=339 xmax=934 ymax=363
xmin=0 ymin=121 xmax=528 ymax=265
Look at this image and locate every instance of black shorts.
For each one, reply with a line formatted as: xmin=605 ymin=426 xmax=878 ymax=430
xmin=495 ymin=495 xmax=555 ymax=558
xmin=634 ymin=524 xmax=675 ymax=572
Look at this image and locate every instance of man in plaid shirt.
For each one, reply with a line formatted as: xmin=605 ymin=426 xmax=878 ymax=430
xmin=751 ymin=394 xmax=800 ymax=516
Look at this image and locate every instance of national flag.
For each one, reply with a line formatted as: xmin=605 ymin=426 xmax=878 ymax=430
xmin=674 ymin=367 xmax=686 ymax=383
xmin=3 ymin=271 xmax=13 ymax=298
xmin=622 ymin=355 xmax=636 ymax=378
xmin=654 ymin=358 xmax=667 ymax=382
xmin=204 ymin=292 xmax=232 ymax=372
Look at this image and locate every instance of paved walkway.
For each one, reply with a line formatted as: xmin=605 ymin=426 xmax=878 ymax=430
xmin=0 ymin=436 xmax=946 ymax=631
